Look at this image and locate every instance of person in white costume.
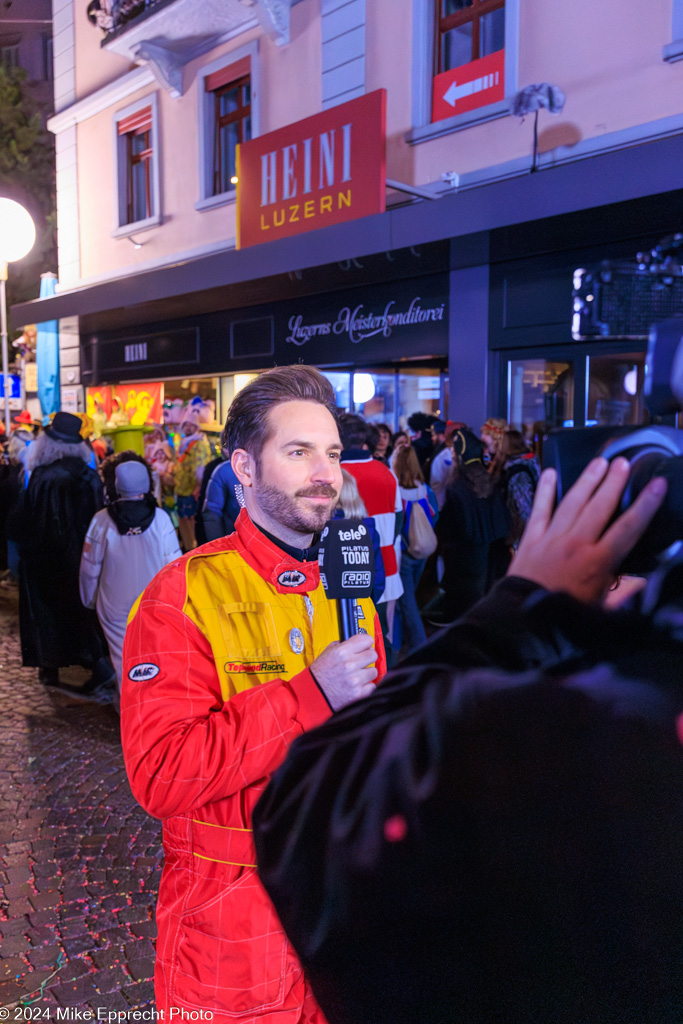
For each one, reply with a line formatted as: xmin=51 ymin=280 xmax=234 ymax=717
xmin=79 ymin=458 xmax=181 ymax=689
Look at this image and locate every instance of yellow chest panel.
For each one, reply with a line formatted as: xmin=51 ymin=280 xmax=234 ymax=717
xmin=183 ymin=549 xmax=377 ymax=700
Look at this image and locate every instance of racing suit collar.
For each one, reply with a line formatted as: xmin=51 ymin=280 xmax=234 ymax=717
xmin=257 ymin=524 xmax=320 ymax=564
xmin=234 ymin=509 xmax=321 ymax=594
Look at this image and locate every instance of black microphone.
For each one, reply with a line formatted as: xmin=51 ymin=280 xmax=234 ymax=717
xmin=318 ymin=519 xmax=375 ymax=641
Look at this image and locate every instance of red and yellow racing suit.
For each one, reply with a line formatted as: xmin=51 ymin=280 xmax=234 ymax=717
xmin=121 ymin=510 xmax=385 ymax=1023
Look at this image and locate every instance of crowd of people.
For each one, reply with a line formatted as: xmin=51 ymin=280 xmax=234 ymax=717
xmin=0 ymin=393 xmax=541 ymax=697
xmin=0 ymin=365 xmax=678 ymax=1024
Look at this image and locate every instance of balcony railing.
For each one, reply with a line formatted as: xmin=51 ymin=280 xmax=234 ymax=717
xmin=87 ymin=0 xmax=291 ymax=89
xmin=88 ymin=0 xmax=177 ymax=41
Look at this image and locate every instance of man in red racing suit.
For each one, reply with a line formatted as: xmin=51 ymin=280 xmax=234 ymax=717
xmin=121 ymin=366 xmax=386 ymax=1024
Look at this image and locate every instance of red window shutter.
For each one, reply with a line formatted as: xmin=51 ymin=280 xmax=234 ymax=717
xmin=117 ymin=105 xmax=152 ymax=136
xmin=205 ymin=57 xmax=250 ymax=92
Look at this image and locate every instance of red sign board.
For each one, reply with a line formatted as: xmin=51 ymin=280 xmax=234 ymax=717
xmin=114 ymin=382 xmax=164 ymax=424
xmin=236 ymin=90 xmax=386 ymax=249
xmin=86 ymin=386 xmax=112 ymax=421
xmin=432 ymin=50 xmax=505 ymax=123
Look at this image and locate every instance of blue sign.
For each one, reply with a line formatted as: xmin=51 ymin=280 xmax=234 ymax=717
xmin=0 ymin=375 xmax=21 ymax=399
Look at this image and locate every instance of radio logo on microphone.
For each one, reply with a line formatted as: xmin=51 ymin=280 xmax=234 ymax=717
xmin=342 ymin=571 xmax=371 ymax=588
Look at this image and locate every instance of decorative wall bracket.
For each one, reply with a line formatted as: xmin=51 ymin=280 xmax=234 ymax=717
xmin=132 ymin=41 xmax=183 ymax=98
xmin=254 ymin=0 xmax=291 ymax=46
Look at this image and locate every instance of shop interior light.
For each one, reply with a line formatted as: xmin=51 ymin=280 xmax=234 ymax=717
xmin=234 ymin=373 xmax=257 ymax=396
xmin=231 ymin=176 xmax=239 ymax=185
xmin=624 ymin=367 xmax=638 ymax=396
xmin=353 ymin=373 xmax=376 ymax=405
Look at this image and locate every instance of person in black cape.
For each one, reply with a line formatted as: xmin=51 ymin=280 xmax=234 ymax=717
xmin=253 ymin=456 xmax=683 ymax=1024
xmin=19 ymin=412 xmax=113 ymax=690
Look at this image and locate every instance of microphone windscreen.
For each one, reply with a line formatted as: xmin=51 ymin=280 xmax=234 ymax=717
xmin=318 ymin=519 xmax=375 ymax=599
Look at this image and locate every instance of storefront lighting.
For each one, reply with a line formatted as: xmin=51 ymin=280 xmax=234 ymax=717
xmin=234 ymin=373 xmax=257 ymax=396
xmin=0 ymin=198 xmax=36 ymax=435
xmin=353 ymin=373 xmax=376 ymax=405
xmin=231 ymin=176 xmax=239 ymax=185
xmin=624 ymin=367 xmax=638 ymax=396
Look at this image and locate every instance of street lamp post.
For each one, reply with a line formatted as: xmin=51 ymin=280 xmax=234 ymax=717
xmin=0 ymin=198 xmax=37 ymax=436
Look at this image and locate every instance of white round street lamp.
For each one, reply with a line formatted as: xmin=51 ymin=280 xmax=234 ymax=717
xmin=0 ymin=198 xmax=36 ymax=435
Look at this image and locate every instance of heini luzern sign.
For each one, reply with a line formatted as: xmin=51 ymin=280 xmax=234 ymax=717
xmin=236 ymin=90 xmax=386 ymax=249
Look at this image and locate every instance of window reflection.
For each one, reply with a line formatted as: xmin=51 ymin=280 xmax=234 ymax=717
xmin=353 ymin=371 xmax=396 ymax=423
xmin=586 ymin=353 xmax=645 ymax=426
xmin=508 ymin=359 xmax=574 ymax=443
xmin=321 ymin=371 xmax=351 ymax=411
xmin=321 ymin=369 xmax=446 ymax=429
xmin=398 ymin=371 xmax=442 ymax=428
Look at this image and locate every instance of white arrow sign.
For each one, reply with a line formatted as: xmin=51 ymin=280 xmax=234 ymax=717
xmin=443 ymin=71 xmax=499 ymax=108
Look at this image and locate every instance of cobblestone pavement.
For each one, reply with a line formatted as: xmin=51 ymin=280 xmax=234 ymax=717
xmin=0 ymin=590 xmax=163 ymax=1014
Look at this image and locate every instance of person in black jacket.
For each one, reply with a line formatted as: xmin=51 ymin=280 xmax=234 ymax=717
xmin=253 ymin=455 xmax=681 ymax=1024
xmin=195 ymin=454 xmax=242 ymax=545
xmin=429 ymin=429 xmax=510 ymax=624
xmin=406 ymin=412 xmax=436 ymax=475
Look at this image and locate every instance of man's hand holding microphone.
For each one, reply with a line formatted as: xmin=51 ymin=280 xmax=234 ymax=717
xmin=309 ymin=518 xmax=380 ymax=711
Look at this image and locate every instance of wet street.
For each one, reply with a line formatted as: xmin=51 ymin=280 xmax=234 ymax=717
xmin=0 ymin=589 xmax=162 ymax=1013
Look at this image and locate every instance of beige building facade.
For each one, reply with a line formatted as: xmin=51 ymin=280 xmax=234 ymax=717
xmin=13 ymin=0 xmax=683 ymax=429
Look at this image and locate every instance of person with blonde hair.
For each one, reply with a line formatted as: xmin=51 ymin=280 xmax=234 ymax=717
xmin=394 ymin=445 xmax=438 ymax=655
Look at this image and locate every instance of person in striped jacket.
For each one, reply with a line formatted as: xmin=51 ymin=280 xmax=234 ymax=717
xmin=339 ymin=413 xmax=403 ymax=664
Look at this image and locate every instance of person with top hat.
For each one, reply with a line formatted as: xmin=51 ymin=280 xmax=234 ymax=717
xmin=19 ymin=411 xmax=114 ymax=692
xmin=79 ymin=455 xmax=181 ymax=692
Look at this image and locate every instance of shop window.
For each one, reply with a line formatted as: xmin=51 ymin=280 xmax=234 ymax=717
xmin=508 ymin=359 xmax=575 ymax=439
xmin=113 ymin=95 xmax=161 ymax=236
xmin=398 ymin=370 xmax=444 ymax=429
xmin=586 ymin=354 xmax=646 ymax=427
xmin=321 ymin=371 xmax=351 ymax=412
xmin=196 ymin=45 xmax=259 ymax=212
xmin=353 ymin=371 xmax=396 ymax=425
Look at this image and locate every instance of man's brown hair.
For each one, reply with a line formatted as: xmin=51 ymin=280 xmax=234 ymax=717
xmin=222 ymin=365 xmax=338 ymax=461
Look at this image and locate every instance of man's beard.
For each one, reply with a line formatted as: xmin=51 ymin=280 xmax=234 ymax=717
xmin=254 ymin=480 xmax=338 ymax=535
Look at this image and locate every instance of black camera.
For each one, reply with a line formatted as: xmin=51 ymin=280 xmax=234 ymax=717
xmin=543 ymin=318 xmax=683 ymax=574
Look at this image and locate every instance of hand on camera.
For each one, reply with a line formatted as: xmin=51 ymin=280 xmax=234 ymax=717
xmin=311 ymin=633 xmax=379 ymax=711
xmin=509 ymin=456 xmax=667 ymax=603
